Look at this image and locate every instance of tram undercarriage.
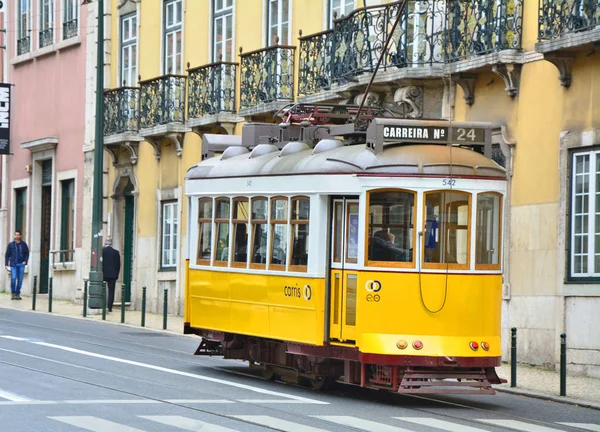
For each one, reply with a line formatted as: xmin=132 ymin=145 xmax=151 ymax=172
xmin=189 ymin=328 xmax=506 ymax=395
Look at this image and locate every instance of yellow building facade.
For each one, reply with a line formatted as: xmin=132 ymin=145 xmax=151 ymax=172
xmin=101 ymin=0 xmax=600 ymax=375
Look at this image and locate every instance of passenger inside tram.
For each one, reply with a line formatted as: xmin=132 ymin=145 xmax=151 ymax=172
xmin=369 ymin=230 xmax=411 ymax=262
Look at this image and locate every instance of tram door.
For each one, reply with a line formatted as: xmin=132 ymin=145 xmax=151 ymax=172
xmin=330 ymin=197 xmax=359 ymax=344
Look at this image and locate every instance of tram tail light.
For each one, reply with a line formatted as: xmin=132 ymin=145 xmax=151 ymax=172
xmin=481 ymin=341 xmax=490 ymax=351
xmin=469 ymin=341 xmax=479 ymax=351
xmin=412 ymin=340 xmax=423 ymax=350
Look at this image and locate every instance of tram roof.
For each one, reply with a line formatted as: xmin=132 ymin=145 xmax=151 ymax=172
xmin=186 ymin=140 xmax=506 ymax=180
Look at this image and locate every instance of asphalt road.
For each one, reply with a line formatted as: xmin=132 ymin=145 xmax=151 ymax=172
xmin=0 ymin=308 xmax=598 ymax=432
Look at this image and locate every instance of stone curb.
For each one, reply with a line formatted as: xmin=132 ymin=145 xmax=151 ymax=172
xmin=495 ymin=387 xmax=600 ymax=410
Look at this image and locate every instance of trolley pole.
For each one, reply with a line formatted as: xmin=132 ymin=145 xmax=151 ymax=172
xmin=560 ymin=333 xmax=567 ymax=397
xmin=87 ymin=0 xmax=105 ymax=309
xmin=511 ymin=327 xmax=517 ymax=388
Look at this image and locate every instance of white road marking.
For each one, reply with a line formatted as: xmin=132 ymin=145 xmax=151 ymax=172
xmin=557 ymin=424 xmax=600 ymax=432
xmin=7 ymin=337 xmax=326 ymax=404
xmin=49 ymin=416 xmax=146 ymax=432
xmin=165 ymin=399 xmax=236 ymax=404
xmin=0 ymin=388 xmax=31 ymax=402
xmin=64 ymin=399 xmax=158 ymax=404
xmin=141 ymin=415 xmax=239 ymax=431
xmin=314 ymin=416 xmax=413 ymax=432
xmin=0 ymin=336 xmax=29 ymax=341
xmin=0 ymin=401 xmax=57 ymax=406
xmin=478 ymin=419 xmax=566 ymax=432
xmin=236 ymin=399 xmax=316 ymax=404
xmin=394 ymin=417 xmax=489 ymax=431
xmin=234 ymin=415 xmax=329 ymax=432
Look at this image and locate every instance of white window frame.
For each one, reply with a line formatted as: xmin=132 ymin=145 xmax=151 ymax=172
xmin=161 ymin=201 xmax=179 ymax=268
xmin=121 ymin=13 xmax=138 ymax=87
xmin=39 ymin=0 xmax=54 ymax=47
xmin=17 ymin=0 xmax=31 ymax=42
xmin=570 ymin=150 xmax=600 ymax=278
xmin=163 ymin=0 xmax=183 ymax=75
xmin=62 ymin=0 xmax=79 ymax=39
xmin=213 ymin=0 xmax=234 ymax=62
xmin=267 ymin=0 xmax=291 ymax=46
xmin=329 ymin=0 xmax=354 ymax=28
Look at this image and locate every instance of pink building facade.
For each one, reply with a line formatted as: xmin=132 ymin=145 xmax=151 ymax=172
xmin=0 ymin=0 xmax=90 ymax=298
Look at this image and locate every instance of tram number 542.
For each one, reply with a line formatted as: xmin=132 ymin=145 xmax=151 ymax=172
xmin=442 ymin=178 xmax=456 ymax=187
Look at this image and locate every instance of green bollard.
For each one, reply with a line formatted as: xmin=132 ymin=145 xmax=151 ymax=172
xmin=163 ymin=288 xmax=168 ymax=330
xmin=511 ymin=327 xmax=517 ymax=388
xmin=560 ymin=333 xmax=567 ymax=397
xmin=83 ymin=279 xmax=88 ymax=318
xmin=102 ymin=281 xmax=106 ymax=321
xmin=141 ymin=286 xmax=146 ymax=327
xmin=121 ymin=284 xmax=126 ymax=324
xmin=48 ymin=277 xmax=53 ymax=313
xmin=32 ymin=276 xmax=38 ymax=311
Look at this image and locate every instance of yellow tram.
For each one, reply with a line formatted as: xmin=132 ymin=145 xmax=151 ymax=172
xmin=183 ymin=105 xmax=507 ymax=394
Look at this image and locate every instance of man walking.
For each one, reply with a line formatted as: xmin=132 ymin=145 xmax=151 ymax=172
xmin=5 ymin=231 xmax=29 ymax=300
xmin=102 ymin=238 xmax=121 ymax=312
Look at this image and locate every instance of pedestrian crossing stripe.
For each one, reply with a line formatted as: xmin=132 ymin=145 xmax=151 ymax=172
xmin=47 ymin=414 xmax=600 ymax=432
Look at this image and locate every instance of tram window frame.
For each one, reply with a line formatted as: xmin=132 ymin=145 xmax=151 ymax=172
xmin=196 ymin=197 xmax=213 ymax=266
xmin=231 ymin=197 xmax=250 ymax=268
xmin=289 ymin=196 xmax=310 ymax=272
xmin=269 ymin=196 xmax=289 ymax=271
xmin=422 ymin=190 xmax=471 ymax=271
xmin=213 ymin=197 xmax=231 ymax=267
xmin=250 ymin=196 xmax=269 ymax=270
xmin=365 ymin=189 xmax=416 ymax=268
xmin=475 ymin=192 xmax=502 ymax=270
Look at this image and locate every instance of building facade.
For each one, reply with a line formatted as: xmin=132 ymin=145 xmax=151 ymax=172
xmin=1 ymin=0 xmax=90 ymax=300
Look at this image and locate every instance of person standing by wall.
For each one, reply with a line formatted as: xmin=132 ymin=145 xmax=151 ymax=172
xmin=102 ymin=238 xmax=121 ymax=312
xmin=5 ymin=231 xmax=29 ymax=300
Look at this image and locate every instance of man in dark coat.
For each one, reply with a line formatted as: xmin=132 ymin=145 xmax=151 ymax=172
xmin=5 ymin=231 xmax=29 ymax=300
xmin=102 ymin=238 xmax=121 ymax=312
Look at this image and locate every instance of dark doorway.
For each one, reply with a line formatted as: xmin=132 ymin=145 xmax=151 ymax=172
xmin=40 ymin=160 xmax=53 ymax=294
xmin=122 ymin=193 xmax=134 ymax=303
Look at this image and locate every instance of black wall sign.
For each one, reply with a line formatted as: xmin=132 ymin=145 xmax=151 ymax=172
xmin=0 ymin=83 xmax=10 ymax=155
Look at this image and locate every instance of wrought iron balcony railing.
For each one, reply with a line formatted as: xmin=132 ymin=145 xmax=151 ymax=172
xmin=139 ymin=75 xmax=186 ymax=129
xmin=539 ymin=0 xmax=600 ymax=40
xmin=298 ymin=0 xmax=523 ymax=95
xmin=39 ymin=28 xmax=53 ymax=48
xmin=104 ymin=87 xmax=140 ymax=135
xmin=63 ymin=19 xmax=78 ymax=40
xmin=17 ymin=36 xmax=30 ymax=55
xmin=240 ymin=45 xmax=295 ymax=109
xmin=188 ymin=61 xmax=237 ymax=119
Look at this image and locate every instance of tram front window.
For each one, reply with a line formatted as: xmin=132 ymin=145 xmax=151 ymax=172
xmin=476 ymin=193 xmax=502 ymax=268
xmin=290 ymin=197 xmax=309 ymax=271
xmin=424 ymin=191 xmax=470 ymax=266
xmin=367 ymin=190 xmax=415 ymax=264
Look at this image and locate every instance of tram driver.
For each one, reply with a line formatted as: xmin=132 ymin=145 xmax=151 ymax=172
xmin=370 ymin=230 xmax=410 ymax=262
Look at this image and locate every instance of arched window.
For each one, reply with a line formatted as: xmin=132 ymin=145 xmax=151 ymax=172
xmin=232 ymin=197 xmax=249 ymax=268
xmin=270 ymin=196 xmax=288 ymax=271
xmin=214 ymin=197 xmax=231 ymax=266
xmin=476 ymin=192 xmax=502 ymax=270
xmin=250 ymin=197 xmax=268 ymax=269
xmin=290 ymin=197 xmax=310 ymax=272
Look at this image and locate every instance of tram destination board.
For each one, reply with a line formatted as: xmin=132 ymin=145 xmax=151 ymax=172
xmin=367 ymin=119 xmax=492 ymax=153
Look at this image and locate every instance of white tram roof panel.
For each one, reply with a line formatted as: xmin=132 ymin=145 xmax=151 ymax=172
xmin=186 ymin=140 xmax=506 ymax=180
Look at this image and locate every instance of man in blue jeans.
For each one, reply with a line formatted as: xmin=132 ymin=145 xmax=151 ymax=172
xmin=5 ymin=231 xmax=29 ymax=300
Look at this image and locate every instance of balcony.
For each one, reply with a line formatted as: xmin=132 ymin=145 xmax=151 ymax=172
xmin=239 ymin=44 xmax=296 ymax=116
xmin=536 ymin=0 xmax=600 ymax=87
xmin=138 ymin=74 xmax=189 ymax=157
xmin=39 ymin=28 xmax=53 ymax=49
xmin=103 ymin=87 xmax=142 ymax=165
xmin=298 ymin=0 xmax=523 ymax=100
xmin=187 ymin=61 xmax=242 ymax=133
xmin=63 ymin=19 xmax=78 ymax=40
xmin=17 ymin=36 xmax=30 ymax=56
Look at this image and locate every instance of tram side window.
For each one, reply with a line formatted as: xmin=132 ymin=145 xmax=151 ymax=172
xmin=197 ymin=198 xmax=213 ymax=265
xmin=251 ymin=197 xmax=268 ymax=268
xmin=232 ymin=198 xmax=249 ymax=267
xmin=290 ymin=197 xmax=310 ymax=271
xmin=214 ymin=198 xmax=231 ymax=266
xmin=476 ymin=193 xmax=502 ymax=268
xmin=270 ymin=197 xmax=288 ymax=270
xmin=424 ymin=191 xmax=470 ymax=267
xmin=367 ymin=191 xmax=415 ymax=264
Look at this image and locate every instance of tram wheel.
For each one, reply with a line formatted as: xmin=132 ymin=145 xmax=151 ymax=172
xmin=310 ymin=375 xmax=334 ymax=391
xmin=262 ymin=367 xmax=277 ymax=381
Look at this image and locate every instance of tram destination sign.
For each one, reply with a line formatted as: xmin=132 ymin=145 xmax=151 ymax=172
xmin=381 ymin=124 xmax=486 ymax=144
